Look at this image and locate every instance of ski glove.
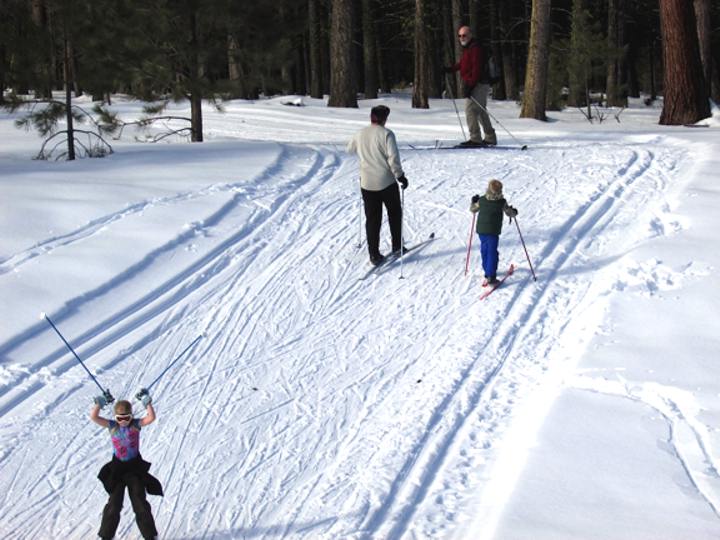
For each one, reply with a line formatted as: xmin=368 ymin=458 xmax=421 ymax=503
xmin=471 ymin=194 xmax=480 ymax=204
xmin=506 ymin=205 xmax=518 ymax=218
xmin=136 ymin=388 xmax=152 ymax=408
xmin=397 ymin=175 xmax=408 ymax=190
xmin=94 ymin=389 xmax=114 ymax=408
xmin=442 ymin=66 xmax=454 ymax=74
xmin=463 ymin=84 xmax=474 ymax=98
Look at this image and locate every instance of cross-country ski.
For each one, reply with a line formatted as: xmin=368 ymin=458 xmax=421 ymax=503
xmin=480 ymin=264 xmax=516 ymax=300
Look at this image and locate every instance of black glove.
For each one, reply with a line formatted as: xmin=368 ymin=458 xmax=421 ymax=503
xmin=443 ymin=66 xmax=454 ymax=74
xmin=397 ymin=175 xmax=408 ymax=190
xmin=471 ymin=194 xmax=480 ymax=204
xmin=507 ymin=205 xmax=518 ymax=218
xmin=463 ymin=84 xmax=474 ymax=98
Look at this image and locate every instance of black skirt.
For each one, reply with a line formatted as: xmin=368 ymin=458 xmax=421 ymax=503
xmin=97 ymin=454 xmax=163 ymax=496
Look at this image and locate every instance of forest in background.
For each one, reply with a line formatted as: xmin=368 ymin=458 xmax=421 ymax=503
xmin=1 ymin=0 xmax=718 ymax=154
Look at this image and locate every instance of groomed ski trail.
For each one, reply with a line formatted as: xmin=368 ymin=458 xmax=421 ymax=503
xmin=0 ymin=135 xmax=688 ymax=540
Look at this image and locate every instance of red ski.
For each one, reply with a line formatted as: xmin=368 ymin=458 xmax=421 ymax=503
xmin=480 ymin=264 xmax=515 ymax=300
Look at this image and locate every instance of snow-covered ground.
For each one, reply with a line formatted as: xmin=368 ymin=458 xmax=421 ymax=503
xmin=1 ymin=92 xmax=719 ymax=539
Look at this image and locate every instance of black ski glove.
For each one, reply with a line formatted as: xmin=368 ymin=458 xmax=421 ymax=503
xmin=398 ymin=175 xmax=408 ymax=190
xmin=463 ymin=84 xmax=474 ymax=98
xmin=471 ymin=194 xmax=480 ymax=204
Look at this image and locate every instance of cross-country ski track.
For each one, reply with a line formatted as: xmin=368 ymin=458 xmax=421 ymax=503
xmin=0 ymin=126 xmax=701 ymax=539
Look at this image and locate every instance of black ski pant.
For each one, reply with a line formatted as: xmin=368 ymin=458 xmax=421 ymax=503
xmin=98 ymin=474 xmax=157 ymax=540
xmin=361 ymin=183 xmax=403 ymax=258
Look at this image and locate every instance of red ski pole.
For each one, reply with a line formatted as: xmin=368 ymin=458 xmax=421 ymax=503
xmin=513 ymin=217 xmax=537 ymax=281
xmin=465 ymin=212 xmax=477 ymax=276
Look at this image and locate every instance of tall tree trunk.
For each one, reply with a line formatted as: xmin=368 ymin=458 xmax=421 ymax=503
xmin=376 ymin=23 xmax=390 ymax=93
xmin=606 ymin=0 xmax=619 ymax=106
xmin=303 ymin=34 xmax=311 ymax=95
xmin=31 ymin=0 xmax=53 ymax=98
xmin=328 ymin=0 xmax=357 ymax=107
xmin=0 ymin=44 xmax=5 ymax=104
xmin=294 ymin=37 xmax=307 ymax=95
xmin=649 ymin=37 xmax=657 ymax=100
xmin=441 ymin=0 xmax=457 ymax=97
xmin=616 ymin=0 xmax=628 ymax=105
xmin=190 ymin=93 xmax=203 ymax=142
xmin=693 ymin=0 xmax=712 ymax=98
xmin=567 ymin=0 xmax=587 ymax=108
xmin=489 ymin=0 xmax=506 ymax=100
xmin=68 ymin=40 xmax=81 ymax=97
xmin=227 ymin=34 xmax=244 ymax=98
xmin=451 ymin=0 xmax=463 ymax=91
xmin=606 ymin=0 xmax=628 ymax=107
xmin=469 ymin=0 xmax=478 ymax=37
xmin=498 ymin=0 xmax=517 ymax=100
xmin=712 ymin=57 xmax=720 ymax=104
xmin=520 ymin=0 xmax=551 ymax=120
xmin=62 ymin=35 xmax=75 ymax=160
xmin=308 ymin=0 xmax=323 ymax=98
xmin=626 ymin=36 xmax=640 ymax=98
xmin=361 ymin=0 xmax=378 ymax=99
xmin=189 ymin=10 xmax=203 ymax=141
xmin=320 ymin=2 xmax=332 ymax=95
xmin=658 ymin=0 xmax=709 ymax=125
xmin=412 ymin=0 xmax=430 ymax=109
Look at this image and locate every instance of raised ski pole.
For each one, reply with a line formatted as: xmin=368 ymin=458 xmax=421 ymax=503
xmin=42 ymin=313 xmax=112 ymax=400
xmin=513 ymin=217 xmax=537 ymax=281
xmin=465 ymin=211 xmax=477 ymax=276
xmin=469 ymin=95 xmax=528 ymax=151
xmin=144 ymin=334 xmax=203 ymax=392
xmin=444 ymin=75 xmax=467 ymax=142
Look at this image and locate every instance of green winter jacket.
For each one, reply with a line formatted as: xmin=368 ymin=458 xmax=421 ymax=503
xmin=470 ymin=196 xmax=513 ymax=235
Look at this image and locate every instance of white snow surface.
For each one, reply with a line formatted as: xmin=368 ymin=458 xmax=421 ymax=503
xmin=1 ymin=93 xmax=719 ymax=539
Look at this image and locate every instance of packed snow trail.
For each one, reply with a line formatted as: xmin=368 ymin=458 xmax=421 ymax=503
xmin=0 ymin=119 xmax=691 ymax=538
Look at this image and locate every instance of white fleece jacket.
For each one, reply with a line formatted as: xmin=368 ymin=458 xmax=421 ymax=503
xmin=346 ymin=124 xmax=404 ymax=191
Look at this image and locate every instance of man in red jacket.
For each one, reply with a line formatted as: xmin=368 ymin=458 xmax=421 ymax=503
xmin=446 ymin=26 xmax=497 ymax=147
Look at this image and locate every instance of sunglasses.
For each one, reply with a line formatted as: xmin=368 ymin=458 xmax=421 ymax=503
xmin=458 ymin=33 xmax=469 ymax=38
xmin=115 ymin=414 xmax=132 ymax=422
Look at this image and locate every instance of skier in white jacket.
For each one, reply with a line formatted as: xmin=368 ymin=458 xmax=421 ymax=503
xmin=346 ymin=105 xmax=409 ymax=266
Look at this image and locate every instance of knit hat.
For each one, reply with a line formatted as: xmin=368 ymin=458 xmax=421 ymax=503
xmin=370 ymin=105 xmax=390 ymax=124
xmin=114 ymin=400 xmax=132 ymax=415
xmin=486 ymin=179 xmax=503 ymax=200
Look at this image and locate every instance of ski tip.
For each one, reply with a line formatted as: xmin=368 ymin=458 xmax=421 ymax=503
xmin=429 ymin=232 xmax=435 ymax=239
xmin=521 ymin=145 xmax=528 ymax=151
xmin=39 ymin=311 xmax=47 ymax=320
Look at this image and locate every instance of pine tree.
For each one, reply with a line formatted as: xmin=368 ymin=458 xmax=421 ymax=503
xmin=361 ymin=0 xmax=379 ymax=99
xmin=412 ymin=0 xmax=431 ymax=109
xmin=520 ymin=0 xmax=551 ymax=120
xmin=658 ymin=0 xmax=710 ymax=125
xmin=567 ymin=0 xmax=606 ymax=112
xmin=328 ymin=0 xmax=357 ymax=107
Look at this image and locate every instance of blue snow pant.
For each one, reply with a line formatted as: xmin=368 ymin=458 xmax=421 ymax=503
xmin=478 ymin=234 xmax=499 ymax=279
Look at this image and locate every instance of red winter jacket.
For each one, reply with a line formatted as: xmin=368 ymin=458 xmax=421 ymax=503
xmin=452 ymin=39 xmax=487 ymax=88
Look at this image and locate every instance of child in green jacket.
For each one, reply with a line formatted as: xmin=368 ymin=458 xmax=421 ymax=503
xmin=470 ymin=179 xmax=517 ymax=284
